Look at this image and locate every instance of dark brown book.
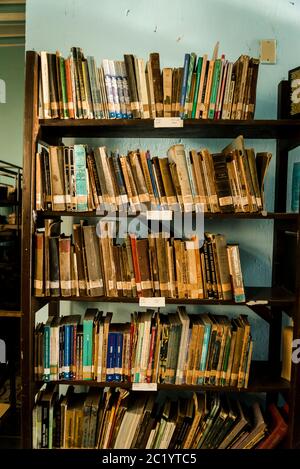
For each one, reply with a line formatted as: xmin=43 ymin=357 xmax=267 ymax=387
xmin=246 ymin=58 xmax=259 ymax=119
xmin=124 ymin=54 xmax=141 ymax=118
xmin=136 ymin=238 xmax=153 ymax=297
xmin=73 ymin=222 xmax=87 ymax=295
xmin=212 ymin=153 xmax=234 ymax=212
xmin=83 ymin=225 xmax=104 ymax=296
xmin=149 ymin=53 xmax=163 ymax=117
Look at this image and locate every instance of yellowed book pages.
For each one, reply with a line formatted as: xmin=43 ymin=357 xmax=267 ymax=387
xmin=281 ymin=325 xmax=293 ymax=381
xmin=49 ymin=146 xmax=66 ymax=211
xmin=137 ymin=57 xmax=150 ymax=119
xmin=163 ymin=68 xmax=172 ymax=117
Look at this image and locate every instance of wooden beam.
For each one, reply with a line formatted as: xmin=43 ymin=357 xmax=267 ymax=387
xmin=0 ymin=12 xmax=25 ymax=21
xmin=0 ymin=23 xmax=24 ymax=36
xmin=0 ymin=1 xmax=25 ymax=4
xmin=0 ymin=42 xmax=24 ymax=46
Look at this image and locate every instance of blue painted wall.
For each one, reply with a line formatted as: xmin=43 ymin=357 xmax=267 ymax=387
xmin=26 ymin=0 xmax=300 ymax=360
xmin=0 ymin=46 xmax=25 ymax=167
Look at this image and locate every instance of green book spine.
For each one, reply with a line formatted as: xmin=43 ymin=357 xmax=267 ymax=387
xmin=83 ymin=319 xmax=93 ymax=380
xmin=208 ymin=59 xmax=221 ymax=119
xmin=59 ymin=57 xmax=68 ymax=119
xmin=191 ymin=57 xmax=203 ymax=118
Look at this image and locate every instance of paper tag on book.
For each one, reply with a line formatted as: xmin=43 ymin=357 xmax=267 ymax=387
xmin=146 ymin=210 xmax=172 ymax=221
xmin=246 ymin=300 xmax=268 ymax=306
xmin=139 ymin=297 xmax=166 ymax=307
xmin=154 ymin=117 xmax=183 ymax=128
xmin=132 ymin=383 xmax=158 ymax=391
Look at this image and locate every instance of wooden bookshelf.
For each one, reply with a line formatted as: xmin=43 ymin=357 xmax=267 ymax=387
xmin=39 ymin=118 xmax=300 ymax=148
xmin=21 ymin=51 xmax=300 ymax=449
xmin=35 ymin=361 xmax=290 ymax=394
xmin=0 ymin=310 xmax=22 ymax=318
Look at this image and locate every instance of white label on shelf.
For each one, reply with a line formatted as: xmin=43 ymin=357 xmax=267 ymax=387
xmin=146 ymin=210 xmax=172 ymax=221
xmin=53 ymin=195 xmax=65 ymax=204
xmin=139 ymin=297 xmax=166 ymax=307
xmin=246 ymin=300 xmax=269 ymax=306
xmin=261 ymin=210 xmax=268 ymax=217
xmin=154 ymin=117 xmax=183 ymax=128
xmin=132 ymin=383 xmax=158 ymax=391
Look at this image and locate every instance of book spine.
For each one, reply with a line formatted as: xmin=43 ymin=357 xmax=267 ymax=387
xmin=114 ymin=332 xmax=123 ymax=381
xmin=106 ymin=332 xmax=115 ymax=381
xmin=74 ymin=144 xmax=88 ymax=211
xmin=102 ymin=59 xmax=116 ymax=118
xmin=83 ymin=319 xmax=93 ymax=380
xmin=108 ymin=60 xmax=122 ymax=118
xmin=179 ymin=54 xmax=190 ymax=118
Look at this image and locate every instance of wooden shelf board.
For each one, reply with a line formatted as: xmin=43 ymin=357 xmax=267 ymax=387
xmin=0 ymin=310 xmax=22 ymax=318
xmin=32 ymin=286 xmax=295 ymax=308
xmin=36 ymin=210 xmax=299 ymax=220
xmin=35 ymin=362 xmax=289 ymax=393
xmin=39 ymin=118 xmax=300 ymax=142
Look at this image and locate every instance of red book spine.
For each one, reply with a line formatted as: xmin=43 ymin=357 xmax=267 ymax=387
xmin=130 ymin=235 xmax=142 ymax=297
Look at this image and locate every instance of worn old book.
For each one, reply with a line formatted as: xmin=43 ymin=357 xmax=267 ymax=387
xmin=124 ymin=54 xmax=140 ymax=118
xmin=167 ymin=144 xmax=193 ymax=211
xmin=218 ymin=400 xmax=249 ymax=448
xmin=256 ymin=151 xmax=272 ymax=211
xmin=227 ymin=244 xmax=245 ymax=303
xmin=163 ymin=68 xmax=172 ymax=117
xmin=231 ymin=402 xmax=266 ymax=448
xmin=212 ymin=153 xmax=234 ymax=212
xmin=136 ymin=239 xmax=153 ymax=297
xmin=83 ymin=225 xmax=104 ymax=296
xmin=281 ymin=325 xmax=293 ymax=381
xmin=49 ymin=145 xmax=66 ymax=211
xmin=34 ymin=232 xmax=44 ymax=296
xmin=59 ymin=235 xmax=72 ymax=296
xmin=149 ymin=53 xmax=163 ymax=117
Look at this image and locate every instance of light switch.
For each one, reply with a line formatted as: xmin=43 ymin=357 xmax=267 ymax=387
xmin=260 ymin=39 xmax=276 ymax=64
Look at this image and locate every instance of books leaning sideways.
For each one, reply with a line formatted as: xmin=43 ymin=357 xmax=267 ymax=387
xmin=35 ymin=136 xmax=271 ymax=214
xmin=38 ymin=47 xmax=259 ymax=120
xmin=35 ymin=308 xmax=253 ymax=388
xmin=34 ymin=223 xmax=245 ymax=303
xmin=32 ymin=384 xmax=288 ymax=449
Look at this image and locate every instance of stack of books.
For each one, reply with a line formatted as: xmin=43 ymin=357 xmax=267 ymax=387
xmin=32 ymin=385 xmax=287 ymax=449
xmin=34 ymin=309 xmax=252 ymax=389
xmin=38 ymin=47 xmax=260 ymax=120
xmin=36 ymin=137 xmax=271 ymax=214
xmin=34 ymin=224 xmax=245 ymax=302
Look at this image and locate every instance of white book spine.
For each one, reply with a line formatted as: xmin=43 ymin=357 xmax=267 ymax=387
xmin=102 ymin=59 xmax=116 ymax=118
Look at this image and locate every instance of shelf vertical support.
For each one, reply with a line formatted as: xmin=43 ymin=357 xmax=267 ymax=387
xmin=21 ymin=50 xmax=40 ymax=449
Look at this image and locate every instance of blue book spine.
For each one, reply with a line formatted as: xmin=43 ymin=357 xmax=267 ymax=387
xmin=179 ymin=54 xmax=190 ymax=118
xmin=114 ymin=333 xmax=123 ymax=382
xmin=59 ymin=326 xmax=64 ymax=379
xmin=74 ymin=144 xmax=88 ymax=211
xmin=64 ymin=324 xmax=71 ymax=379
xmin=292 ymin=162 xmax=300 ymax=212
xmin=43 ymin=325 xmax=50 ymax=381
xmin=106 ymin=333 xmax=115 ymax=381
xmin=69 ymin=325 xmax=74 ymax=380
xmin=198 ymin=324 xmax=211 ymax=385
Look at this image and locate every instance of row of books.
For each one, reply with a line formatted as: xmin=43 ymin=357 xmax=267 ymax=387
xmin=38 ymin=47 xmax=259 ymax=121
xmin=35 ymin=309 xmax=252 ymax=389
xmin=36 ymin=137 xmax=271 ymax=213
xmin=34 ymin=223 xmax=245 ymax=302
xmin=33 ymin=385 xmax=288 ymax=449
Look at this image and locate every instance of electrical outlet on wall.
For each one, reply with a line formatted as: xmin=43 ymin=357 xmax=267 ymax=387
xmin=259 ymin=39 xmax=277 ymax=64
